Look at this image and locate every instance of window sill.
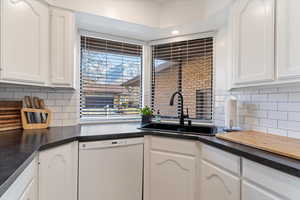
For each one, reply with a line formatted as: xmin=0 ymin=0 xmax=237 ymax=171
xmin=80 ymin=119 xmax=141 ymax=125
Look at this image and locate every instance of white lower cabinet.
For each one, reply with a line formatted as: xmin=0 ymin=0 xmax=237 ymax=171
xmin=201 ymin=161 xmax=240 ymax=200
xmin=19 ymin=178 xmax=37 ymax=200
xmin=38 ymin=141 xmax=78 ymax=200
xmin=0 ymin=158 xmax=38 ymax=200
xmin=242 ymin=181 xmax=282 ymax=200
xmin=143 ymin=136 xmax=201 ymax=200
xmin=201 ymin=144 xmax=241 ymax=200
xmin=242 ymin=158 xmax=300 ymax=200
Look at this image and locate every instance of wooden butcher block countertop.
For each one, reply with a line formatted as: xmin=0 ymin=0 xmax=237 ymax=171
xmin=217 ymin=131 xmax=300 ymax=160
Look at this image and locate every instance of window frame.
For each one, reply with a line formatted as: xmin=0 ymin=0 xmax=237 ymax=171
xmin=79 ymin=31 xmax=147 ymax=124
xmin=149 ymin=32 xmax=216 ymax=125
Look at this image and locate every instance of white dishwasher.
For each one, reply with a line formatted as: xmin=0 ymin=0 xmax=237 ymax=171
xmin=79 ymin=137 xmax=144 ymax=200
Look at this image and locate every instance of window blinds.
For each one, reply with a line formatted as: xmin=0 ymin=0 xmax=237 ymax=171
xmin=151 ymin=37 xmax=214 ymax=122
xmin=80 ymin=36 xmax=142 ymax=120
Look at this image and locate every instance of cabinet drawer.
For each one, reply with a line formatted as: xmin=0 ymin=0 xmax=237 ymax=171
xmin=202 ymin=144 xmax=240 ymax=175
xmin=243 ymin=159 xmax=300 ymax=199
xmin=150 ymin=136 xmax=198 ymax=156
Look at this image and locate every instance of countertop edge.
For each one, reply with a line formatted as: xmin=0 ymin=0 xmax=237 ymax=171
xmin=2 ymin=129 xmax=300 ymax=198
xmin=0 ymin=152 xmax=37 ymax=198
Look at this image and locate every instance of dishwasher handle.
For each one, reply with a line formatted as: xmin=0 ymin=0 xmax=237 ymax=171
xmin=80 ymin=138 xmax=144 ymax=150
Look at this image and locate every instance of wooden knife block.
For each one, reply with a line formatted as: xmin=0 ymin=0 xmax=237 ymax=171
xmin=21 ymin=108 xmax=52 ymax=130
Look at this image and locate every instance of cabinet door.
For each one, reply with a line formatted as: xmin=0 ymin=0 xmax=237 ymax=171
xmin=0 ymin=0 xmax=49 ymax=85
xmin=277 ymin=0 xmax=300 ymax=80
xmin=38 ymin=142 xmax=78 ymax=200
xmin=148 ymin=150 xmax=197 ymax=200
xmin=0 ymin=158 xmax=38 ymax=200
xmin=201 ymin=160 xmax=240 ymax=200
xmin=50 ymin=8 xmax=75 ymax=87
xmin=19 ymin=179 xmax=37 ymax=200
xmin=231 ymin=0 xmax=275 ymax=85
xmin=242 ymin=181 xmax=282 ymax=200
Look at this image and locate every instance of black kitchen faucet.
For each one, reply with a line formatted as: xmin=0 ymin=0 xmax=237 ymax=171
xmin=169 ymin=91 xmax=189 ymax=126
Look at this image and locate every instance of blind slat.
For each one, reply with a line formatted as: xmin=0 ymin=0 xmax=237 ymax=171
xmin=80 ymin=36 xmax=142 ymax=119
xmin=151 ymin=37 xmax=214 ymax=122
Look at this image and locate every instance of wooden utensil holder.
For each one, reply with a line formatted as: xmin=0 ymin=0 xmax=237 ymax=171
xmin=21 ymin=108 xmax=52 ymax=130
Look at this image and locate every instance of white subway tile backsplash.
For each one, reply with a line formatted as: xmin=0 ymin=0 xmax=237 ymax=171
xmin=0 ymin=84 xmax=79 ymax=127
xmin=288 ymin=112 xmax=300 ymax=122
xmin=288 ymin=93 xmax=300 ymax=102
xmin=246 ymin=110 xmax=267 ymax=118
xmin=215 ymin=85 xmax=300 ymax=139
xmin=259 ymin=102 xmax=277 ymax=111
xmin=32 ymin=92 xmax=48 ymax=99
xmin=63 ymin=106 xmax=77 ymax=113
xmin=259 ymin=87 xmax=278 ymax=94
xmin=288 ymin=131 xmax=300 ymax=139
xmin=278 ymin=120 xmax=300 ymax=131
xmin=278 ymin=103 xmax=300 ymax=112
xmin=245 ymin=117 xmax=259 ymax=126
xmin=268 ymin=111 xmax=288 ymax=120
xmin=251 ymin=94 xmax=268 ymax=102
xmin=267 ymin=128 xmax=288 ymax=136
xmin=0 ymin=92 xmax=14 ymax=99
xmin=260 ymin=119 xmax=277 ymax=128
xmin=268 ymin=93 xmax=288 ymax=102
xmin=278 ymin=86 xmax=300 ymax=93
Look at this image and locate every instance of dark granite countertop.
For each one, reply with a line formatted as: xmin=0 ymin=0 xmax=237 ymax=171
xmin=1 ymin=122 xmax=300 ymax=197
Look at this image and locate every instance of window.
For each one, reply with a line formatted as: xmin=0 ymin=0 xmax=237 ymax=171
xmin=151 ymin=37 xmax=213 ymax=123
xmin=80 ymin=36 xmax=142 ymax=121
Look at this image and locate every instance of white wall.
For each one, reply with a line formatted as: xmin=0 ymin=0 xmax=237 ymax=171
xmin=46 ymin=0 xmax=160 ymax=27
xmin=204 ymin=0 xmax=234 ymax=19
xmin=159 ymin=0 xmax=205 ymax=28
xmin=47 ymin=0 xmax=234 ymax=29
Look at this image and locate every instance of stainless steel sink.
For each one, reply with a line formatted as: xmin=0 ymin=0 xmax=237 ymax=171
xmin=140 ymin=122 xmax=218 ymax=136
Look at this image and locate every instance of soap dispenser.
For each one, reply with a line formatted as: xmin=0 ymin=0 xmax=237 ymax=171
xmin=155 ymin=110 xmax=161 ymax=123
xmin=224 ymin=95 xmax=240 ymax=132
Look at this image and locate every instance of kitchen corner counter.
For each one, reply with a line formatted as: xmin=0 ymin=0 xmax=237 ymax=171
xmin=0 ymin=123 xmax=144 ymax=197
xmin=1 ymin=123 xmax=300 ymax=197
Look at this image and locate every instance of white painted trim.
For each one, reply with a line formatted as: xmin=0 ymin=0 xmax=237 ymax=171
xmin=142 ymin=45 xmax=152 ymax=107
xmin=148 ymin=31 xmax=217 ymax=45
xmin=79 ymin=29 xmax=147 ymax=45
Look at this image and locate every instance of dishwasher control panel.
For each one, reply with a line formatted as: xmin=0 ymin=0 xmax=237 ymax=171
xmin=80 ymin=137 xmax=144 ymax=150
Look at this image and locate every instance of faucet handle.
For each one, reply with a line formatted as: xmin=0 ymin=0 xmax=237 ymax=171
xmin=186 ymin=108 xmax=189 ymax=118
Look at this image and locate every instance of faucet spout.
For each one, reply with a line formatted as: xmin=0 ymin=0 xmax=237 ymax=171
xmin=169 ymin=91 xmax=187 ymax=126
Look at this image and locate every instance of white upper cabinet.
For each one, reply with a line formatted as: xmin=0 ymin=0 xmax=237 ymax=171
xmin=38 ymin=142 xmax=78 ymax=200
xmin=277 ymin=0 xmax=300 ymax=80
xmin=230 ymin=0 xmax=275 ymax=86
xmin=0 ymin=0 xmax=49 ymax=85
xmin=50 ymin=7 xmax=75 ymax=88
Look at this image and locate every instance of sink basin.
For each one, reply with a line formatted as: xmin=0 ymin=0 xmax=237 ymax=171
xmin=140 ymin=122 xmax=218 ymax=136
